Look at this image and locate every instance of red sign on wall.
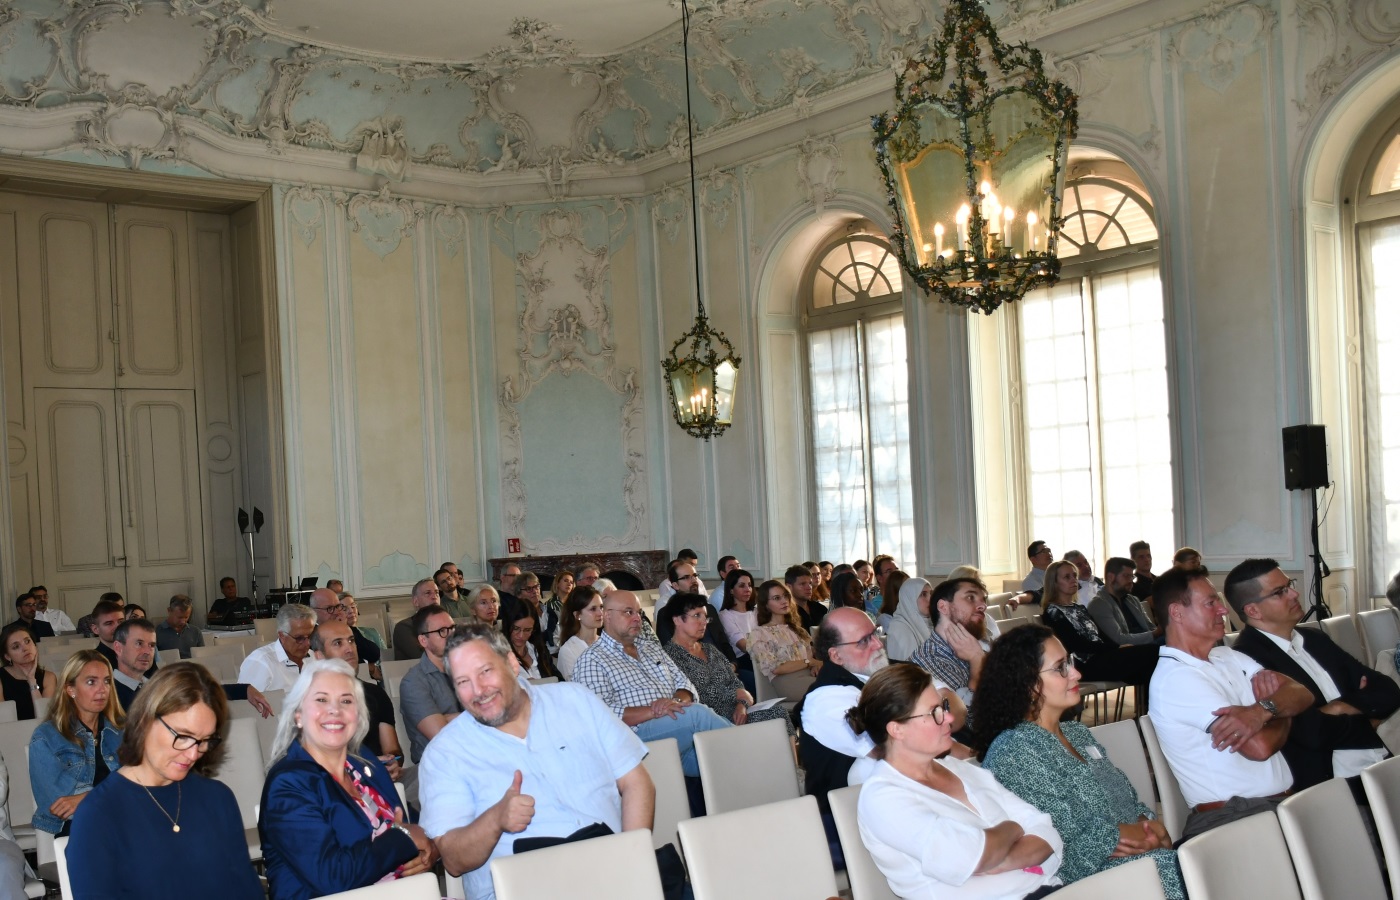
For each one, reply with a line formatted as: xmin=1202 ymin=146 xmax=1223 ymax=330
xmin=506 ymin=538 xmax=521 ymax=554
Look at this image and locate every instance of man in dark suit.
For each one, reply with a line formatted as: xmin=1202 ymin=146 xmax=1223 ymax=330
xmin=1227 ymin=557 xmax=1399 ymax=793
xmin=11 ymin=593 xmax=55 ymax=641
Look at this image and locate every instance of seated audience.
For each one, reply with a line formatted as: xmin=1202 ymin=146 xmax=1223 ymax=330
xmin=829 ymin=571 xmax=866 ymax=612
xmin=1227 ymin=558 xmax=1398 ymax=792
xmin=343 ymin=594 xmax=385 ymax=650
xmin=67 ymin=663 xmax=262 ymax=900
xmin=809 ymin=560 xmax=832 ymax=604
xmin=123 ymin=605 xmax=146 ymax=620
xmin=947 ymin=566 xmax=1005 ymax=638
xmin=496 ymin=561 xmax=523 ymax=615
xmin=10 ymin=594 xmax=54 ymax=642
xmin=1022 ymin=540 xmax=1053 ymax=594
xmin=237 ymin=603 xmax=316 ymax=692
xmin=542 ymin=570 xmax=575 ymax=651
xmin=1086 ymin=557 xmax=1157 ymax=646
xmin=0 ymin=623 xmax=56 ymax=719
xmin=657 ymin=549 xmax=706 ymax=603
xmin=392 ymin=578 xmax=441 ymax=661
xmin=572 ymin=590 xmax=731 ymax=777
xmin=309 ymin=588 xmax=380 ymax=677
xmin=853 ymin=664 xmax=1063 ymax=900
xmin=712 ymin=555 xmax=741 ymax=608
xmin=400 ymin=605 xmax=462 ymax=764
xmin=1063 ymin=551 xmax=1103 ymax=606
xmin=420 ymin=623 xmax=655 ymax=900
xmin=436 ymin=569 xmax=471 ymax=619
xmin=467 ymin=585 xmax=501 ymax=629
xmin=498 ymin=571 xmax=550 ymax=660
xmin=1172 ymin=547 xmax=1203 ymax=571
xmin=261 ymin=659 xmax=435 ymax=899
xmin=30 ymin=651 xmax=123 ymax=836
xmin=974 ymin=625 xmax=1184 ymax=898
xmin=92 ymin=599 xmax=148 ymax=677
xmin=1129 ymin=540 xmax=1156 ymax=600
xmin=660 ymin=592 xmax=793 ymax=733
xmin=1148 ymin=566 xmax=1313 ymax=840
xmin=886 ymin=577 xmax=932 ymax=662
xmin=750 ymin=580 xmax=822 ymax=700
xmin=31 ymin=586 xmax=75 ymax=634
xmin=1041 ymin=561 xmax=1159 ymax=702
xmin=111 ymin=619 xmax=159 ymax=710
xmin=911 ymin=577 xmax=992 ymax=707
xmin=504 ymin=608 xmax=559 ymax=681
xmin=878 ymin=569 xmax=908 ymax=632
xmin=786 ymin=564 xmax=827 ymax=632
xmin=717 ymin=568 xmax=758 ymax=692
xmin=556 ymin=587 xmax=603 ymax=681
xmin=655 ymin=560 xmax=734 ymax=663
xmin=311 ymin=620 xmax=403 ymax=779
xmin=155 ymin=595 xmax=204 ymax=658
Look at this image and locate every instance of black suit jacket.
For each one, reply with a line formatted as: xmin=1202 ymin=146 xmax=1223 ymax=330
xmin=1233 ymin=625 xmax=1399 ymax=790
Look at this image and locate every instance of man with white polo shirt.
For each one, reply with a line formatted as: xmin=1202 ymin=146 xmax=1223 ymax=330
xmin=237 ymin=603 xmax=315 ymax=692
xmin=1147 ymin=567 xmax=1314 ymax=841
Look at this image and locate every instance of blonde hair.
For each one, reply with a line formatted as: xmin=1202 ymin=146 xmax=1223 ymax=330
xmin=47 ymin=651 xmax=125 ymax=744
xmin=1042 ymin=560 xmax=1081 ymax=606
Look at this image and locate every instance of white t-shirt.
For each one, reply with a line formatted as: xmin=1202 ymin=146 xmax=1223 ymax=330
xmin=858 ymin=757 xmax=1062 ymax=900
xmin=1148 ymin=645 xmax=1293 ymax=808
xmin=556 ymin=635 xmax=593 ymax=682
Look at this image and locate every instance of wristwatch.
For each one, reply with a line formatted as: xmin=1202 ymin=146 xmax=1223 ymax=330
xmin=1258 ymin=698 xmax=1278 ymax=719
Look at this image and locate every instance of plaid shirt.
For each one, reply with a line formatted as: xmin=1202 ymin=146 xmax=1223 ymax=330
xmin=571 ymin=631 xmax=698 ymax=722
xmin=910 ymin=630 xmax=985 ymax=707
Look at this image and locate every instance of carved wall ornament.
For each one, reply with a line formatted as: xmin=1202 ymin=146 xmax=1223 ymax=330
xmin=431 ymin=205 xmax=468 ymax=259
xmin=700 ymin=167 xmax=739 ymax=229
xmin=481 ymin=18 xmax=580 ymax=69
xmin=343 ymin=185 xmax=423 ymax=258
xmin=652 ymin=182 xmax=690 ymax=242
xmin=796 ymin=133 xmax=846 ymax=210
xmin=355 ymin=116 xmax=412 ymax=182
xmin=284 ymin=184 xmax=327 ymax=247
xmin=1164 ymin=1 xmax=1279 ymax=94
xmin=1293 ymin=0 xmax=1400 ymax=128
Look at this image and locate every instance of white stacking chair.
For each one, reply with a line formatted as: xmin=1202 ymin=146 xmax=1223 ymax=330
xmin=1178 ymin=811 xmax=1300 ymax=900
xmin=250 ymin=688 xmax=284 ymax=762
xmin=490 ymin=828 xmax=663 ymax=900
xmin=319 ymin=872 xmax=443 ymax=899
xmin=31 ymin=697 xmax=48 ymax=722
xmin=53 ymin=835 xmax=73 ymax=900
xmin=379 ymin=659 xmax=417 ymax=683
xmin=212 ymin=716 xmax=267 ymax=859
xmin=1223 ymin=632 xmax=1240 ymax=647
xmin=693 ymin=718 xmax=798 ymax=815
xmin=1321 ymin=614 xmax=1366 ymax=663
xmin=680 ymin=796 xmax=837 ymax=900
xmin=254 ymin=618 xmax=279 ymax=641
xmin=1088 ymin=719 xmax=1156 ymax=810
xmin=1362 ymin=755 xmax=1400 ymax=890
xmin=641 ymin=738 xmax=690 ymax=849
xmin=1278 ymin=776 xmax=1387 ymax=900
xmin=0 ymin=719 xmax=43 ymax=851
xmin=1137 ymin=715 xmax=1187 ymax=841
xmin=828 ymin=785 xmax=897 ymax=900
xmin=1359 ymin=609 xmax=1400 ymax=663
xmin=1052 ymin=857 xmax=1167 ymax=899
xmin=0 ymin=701 xmax=16 ymax=724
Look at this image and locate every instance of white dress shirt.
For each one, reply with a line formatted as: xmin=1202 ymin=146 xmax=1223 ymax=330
xmin=1148 ymin=645 xmax=1293 ymax=808
xmin=236 ymin=639 xmax=304 ymax=692
xmin=37 ymin=608 xmax=76 ymax=633
xmin=1258 ymin=629 xmax=1388 ymax=778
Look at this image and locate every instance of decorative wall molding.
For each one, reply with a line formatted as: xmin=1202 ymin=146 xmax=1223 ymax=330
xmin=796 ymin=134 xmax=845 ymax=210
xmin=1164 ymin=1 xmax=1279 ymax=93
xmin=342 ymin=184 xmax=423 ymax=258
xmin=1293 ymin=0 xmax=1400 ymax=128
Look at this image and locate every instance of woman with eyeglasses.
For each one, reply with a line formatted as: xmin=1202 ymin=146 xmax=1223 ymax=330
xmin=557 ymin=586 xmax=604 ymax=681
xmin=749 ymin=580 xmax=821 ymax=700
xmin=66 ymin=662 xmax=263 ymax=899
xmin=661 ymin=592 xmax=794 ymax=732
xmin=972 ymin=625 xmax=1184 ymax=898
xmin=1042 ymin=560 xmax=1159 ymax=708
xmin=29 ymin=651 xmax=123 ymax=836
xmin=261 ymin=658 xmax=437 ymax=900
xmin=851 ymin=663 xmax=1064 ymax=900
xmin=506 ymin=607 xmax=559 ymax=681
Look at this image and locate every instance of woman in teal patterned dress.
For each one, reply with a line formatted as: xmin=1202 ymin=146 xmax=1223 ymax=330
xmin=971 ymin=624 xmax=1185 ymax=899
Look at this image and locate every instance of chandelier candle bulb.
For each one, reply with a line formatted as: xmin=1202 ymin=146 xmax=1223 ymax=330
xmin=1026 ymin=211 xmax=1039 ymax=250
xmin=933 ymin=222 xmax=945 ymax=257
xmin=956 ymin=205 xmax=970 ymax=252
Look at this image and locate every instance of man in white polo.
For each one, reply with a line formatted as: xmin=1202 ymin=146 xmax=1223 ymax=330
xmin=1147 ymin=567 xmax=1313 ymax=840
xmin=237 ymin=603 xmax=315 ymax=692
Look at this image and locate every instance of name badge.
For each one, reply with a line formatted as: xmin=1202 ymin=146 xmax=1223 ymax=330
xmin=1085 ymin=746 xmax=1103 ymax=760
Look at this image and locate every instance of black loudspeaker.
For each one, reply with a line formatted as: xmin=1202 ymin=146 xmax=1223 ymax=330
xmin=1282 ymin=424 xmax=1328 ymax=491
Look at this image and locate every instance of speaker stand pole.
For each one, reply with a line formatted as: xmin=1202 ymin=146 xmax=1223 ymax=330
xmin=245 ymin=530 xmax=261 ymax=618
xmin=1301 ymin=485 xmax=1332 ymax=622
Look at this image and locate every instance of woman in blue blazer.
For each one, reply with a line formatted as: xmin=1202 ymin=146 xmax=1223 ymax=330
xmin=259 ymin=658 xmax=437 ymax=900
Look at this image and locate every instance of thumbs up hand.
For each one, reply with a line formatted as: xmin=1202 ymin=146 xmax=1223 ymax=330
xmin=495 ymin=769 xmax=535 ymax=834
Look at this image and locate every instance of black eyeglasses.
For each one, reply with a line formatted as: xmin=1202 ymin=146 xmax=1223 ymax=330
xmin=832 ymin=626 xmax=885 ymax=650
xmin=157 ymin=716 xmax=222 ymax=753
xmin=315 ymin=604 xmax=345 ymax=615
xmin=1040 ymin=655 xmax=1081 ymax=678
xmin=1260 ymin=578 xmax=1298 ymax=602
xmin=898 ymin=698 xmax=951 ymax=725
xmin=419 ymin=625 xmax=455 ymax=640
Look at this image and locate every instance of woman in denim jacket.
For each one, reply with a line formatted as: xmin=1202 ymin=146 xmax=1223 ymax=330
xmin=29 ymin=650 xmax=123 ymax=834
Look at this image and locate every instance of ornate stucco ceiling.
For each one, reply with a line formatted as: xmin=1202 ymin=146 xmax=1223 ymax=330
xmin=255 ymin=1 xmax=682 ymax=65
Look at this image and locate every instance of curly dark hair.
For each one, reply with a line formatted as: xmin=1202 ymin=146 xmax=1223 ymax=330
xmin=968 ymin=624 xmax=1054 ymax=760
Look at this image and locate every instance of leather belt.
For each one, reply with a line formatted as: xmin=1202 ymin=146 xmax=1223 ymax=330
xmin=1191 ymin=791 xmax=1290 ymax=814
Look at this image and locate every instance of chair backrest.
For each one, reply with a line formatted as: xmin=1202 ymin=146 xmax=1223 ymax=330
xmin=1223 ymin=632 xmax=1239 ymax=647
xmin=250 ymin=689 xmax=284 ymax=761
xmin=53 ymin=835 xmax=73 ymax=900
xmin=318 ymin=872 xmax=444 ymax=899
xmin=490 ymin=828 xmax=664 ymax=900
xmin=1358 ymin=609 xmax=1400 ymax=664
xmin=1052 ymin=857 xmax=1167 ymax=899
xmin=641 ymin=738 xmax=690 ymax=849
xmin=1137 ymin=715 xmax=1187 ymax=841
xmin=379 ymin=659 xmax=417 ymax=683
xmin=1178 ymin=811 xmax=1301 ymax=900
xmin=1088 ymin=719 xmax=1155 ymax=809
xmin=828 ymin=784 xmax=898 ymax=900
xmin=214 ymin=716 xmax=266 ymax=830
xmin=751 ymin=663 xmax=778 ymax=704
xmin=694 ymin=718 xmax=798 ymax=815
xmin=0 ymin=701 xmax=16 ymax=724
xmin=996 ymin=615 xmax=1032 ymax=633
xmin=254 ymin=618 xmax=278 ymax=641
xmin=679 ymin=796 xmax=837 ymax=900
xmin=1377 ymin=649 xmax=1400 ymax=688
xmin=1278 ymin=776 xmax=1387 ymax=900
xmin=1321 ymin=614 xmax=1367 ymax=663
xmin=1362 ymin=755 xmax=1400 ymax=891
xmin=0 ymin=719 xmax=44 ymax=829
xmin=32 ymin=696 xmax=49 ymax=721
xmin=190 ymin=643 xmax=242 ymax=661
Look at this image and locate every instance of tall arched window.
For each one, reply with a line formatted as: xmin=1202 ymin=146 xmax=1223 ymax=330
xmin=1357 ymin=122 xmax=1400 ymax=592
xmin=804 ymin=229 xmax=917 ymax=570
xmin=1016 ymin=161 xmax=1174 ymax=565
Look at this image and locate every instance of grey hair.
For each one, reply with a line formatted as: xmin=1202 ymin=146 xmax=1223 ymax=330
xmin=947 ymin=565 xmax=982 ymax=581
xmin=267 ymin=658 xmax=371 ymax=767
xmin=593 ymin=578 xmax=616 ymax=596
xmin=1063 ymin=550 xmax=1087 ymax=564
xmin=276 ymin=603 xmax=315 ymax=634
xmin=467 ymin=584 xmax=499 ymax=605
xmin=443 ymin=622 xmax=513 ymax=678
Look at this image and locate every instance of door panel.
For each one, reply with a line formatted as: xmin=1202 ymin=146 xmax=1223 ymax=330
xmin=114 ymin=206 xmax=194 ymax=387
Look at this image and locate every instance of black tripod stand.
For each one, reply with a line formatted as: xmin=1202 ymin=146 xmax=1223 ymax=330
xmin=1299 ymin=485 xmax=1332 ymax=623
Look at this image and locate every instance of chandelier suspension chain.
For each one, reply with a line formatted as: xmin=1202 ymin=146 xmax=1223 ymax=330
xmin=681 ymin=0 xmax=706 ymax=321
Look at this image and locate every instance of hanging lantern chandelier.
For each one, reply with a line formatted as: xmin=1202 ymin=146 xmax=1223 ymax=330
xmin=872 ymin=0 xmax=1078 ymax=315
xmin=662 ymin=0 xmax=740 ymax=440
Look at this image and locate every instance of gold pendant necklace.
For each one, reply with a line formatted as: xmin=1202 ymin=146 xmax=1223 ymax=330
xmin=137 ymin=779 xmax=182 ymax=833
